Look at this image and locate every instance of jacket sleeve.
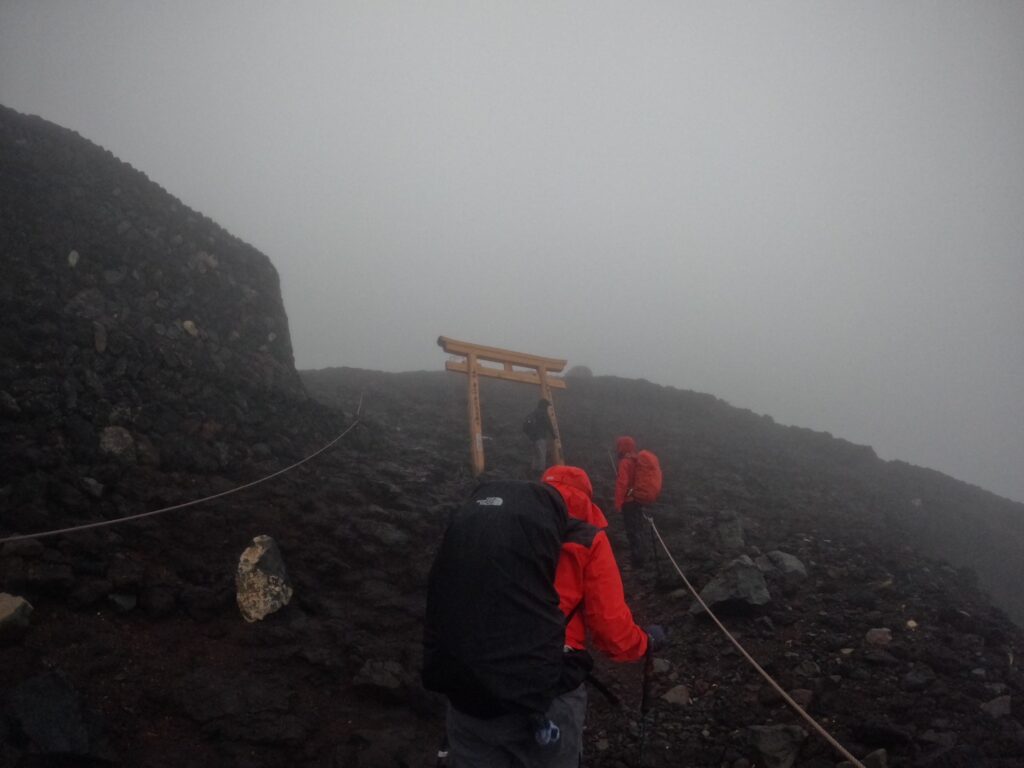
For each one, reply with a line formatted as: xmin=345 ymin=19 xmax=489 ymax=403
xmin=581 ymin=530 xmax=648 ymax=662
xmin=556 ymin=543 xmax=588 ymax=651
xmin=614 ymin=456 xmax=634 ymax=512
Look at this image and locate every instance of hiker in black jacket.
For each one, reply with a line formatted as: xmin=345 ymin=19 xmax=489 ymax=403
xmin=523 ymin=399 xmax=556 ymax=472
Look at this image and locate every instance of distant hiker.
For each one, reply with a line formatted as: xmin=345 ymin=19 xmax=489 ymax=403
xmin=523 ymin=399 xmax=556 ymax=472
xmin=614 ymin=436 xmax=663 ymax=567
xmin=423 ymin=479 xmax=665 ymax=767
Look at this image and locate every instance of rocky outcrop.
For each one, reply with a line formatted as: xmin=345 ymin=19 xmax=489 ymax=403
xmin=0 ymin=105 xmax=343 ymax=542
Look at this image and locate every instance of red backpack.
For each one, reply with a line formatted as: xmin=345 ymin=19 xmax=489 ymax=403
xmin=632 ymin=450 xmax=663 ymax=504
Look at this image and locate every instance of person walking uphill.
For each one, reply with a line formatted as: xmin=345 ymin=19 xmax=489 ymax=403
xmin=542 ymin=465 xmax=664 ymax=660
xmin=613 ymin=436 xmax=663 ymax=568
xmin=423 ymin=479 xmax=665 ymax=767
xmin=523 ymin=399 xmax=556 ymax=472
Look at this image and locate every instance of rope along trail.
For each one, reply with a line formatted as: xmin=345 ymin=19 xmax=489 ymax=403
xmin=645 ymin=515 xmax=867 ymax=768
xmin=0 ymin=416 xmax=361 ymax=546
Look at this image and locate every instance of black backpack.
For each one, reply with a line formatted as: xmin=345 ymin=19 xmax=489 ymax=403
xmin=422 ymin=480 xmax=593 ymax=718
xmin=522 ymin=411 xmax=540 ymax=439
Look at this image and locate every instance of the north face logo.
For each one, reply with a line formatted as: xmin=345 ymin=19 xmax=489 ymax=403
xmin=476 ymin=497 xmax=504 ymax=506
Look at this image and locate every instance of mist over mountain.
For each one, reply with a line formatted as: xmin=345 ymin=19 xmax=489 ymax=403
xmin=2 ymin=2 xmax=1022 ymax=507
xmin=2 ymin=107 xmax=1024 ymax=767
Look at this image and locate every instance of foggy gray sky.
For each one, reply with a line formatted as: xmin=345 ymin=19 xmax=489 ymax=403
xmin=2 ymin=2 xmax=1022 ymax=503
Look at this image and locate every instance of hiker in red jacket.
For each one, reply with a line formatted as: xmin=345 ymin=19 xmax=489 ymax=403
xmin=542 ymin=466 xmax=665 ymax=765
xmin=543 ymin=465 xmax=657 ymax=657
xmin=614 ymin=436 xmax=647 ymax=567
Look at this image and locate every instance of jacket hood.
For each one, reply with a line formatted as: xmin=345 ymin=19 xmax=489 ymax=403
xmin=615 ymin=436 xmax=636 ymax=456
xmin=542 ymin=465 xmax=608 ymax=529
xmin=541 ymin=465 xmax=593 ymax=499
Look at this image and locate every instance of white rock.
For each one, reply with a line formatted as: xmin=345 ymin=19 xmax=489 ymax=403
xmin=236 ymin=535 xmax=293 ymax=623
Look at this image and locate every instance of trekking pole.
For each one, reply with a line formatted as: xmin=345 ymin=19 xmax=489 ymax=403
xmin=637 ymin=647 xmax=655 ymax=767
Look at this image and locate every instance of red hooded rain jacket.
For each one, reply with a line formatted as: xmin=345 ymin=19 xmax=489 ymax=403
xmin=543 ymin=465 xmax=648 ymax=661
xmin=614 ymin=436 xmax=638 ymax=512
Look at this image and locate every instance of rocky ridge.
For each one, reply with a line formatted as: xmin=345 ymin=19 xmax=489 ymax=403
xmin=301 ymin=367 xmax=1024 ymax=767
xmin=0 ymin=103 xmax=346 ymax=516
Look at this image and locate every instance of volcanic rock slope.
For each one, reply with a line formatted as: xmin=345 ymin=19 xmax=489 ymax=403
xmin=0 ymin=103 xmax=334 ymax=494
xmin=302 ymin=368 xmax=1024 ymax=768
xmin=2 ymin=106 xmax=1024 ymax=767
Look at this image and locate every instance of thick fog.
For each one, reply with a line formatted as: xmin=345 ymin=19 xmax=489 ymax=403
xmin=2 ymin=3 xmax=1022 ymax=502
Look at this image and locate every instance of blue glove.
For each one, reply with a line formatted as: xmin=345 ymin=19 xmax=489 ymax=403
xmin=645 ymin=624 xmax=668 ymax=652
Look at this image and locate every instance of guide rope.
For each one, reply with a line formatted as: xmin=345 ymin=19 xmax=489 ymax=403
xmin=0 ymin=402 xmax=363 ymax=546
xmin=644 ymin=514 xmax=867 ymax=768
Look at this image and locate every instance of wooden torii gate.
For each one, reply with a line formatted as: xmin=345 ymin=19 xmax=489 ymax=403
xmin=438 ymin=335 xmax=567 ymax=476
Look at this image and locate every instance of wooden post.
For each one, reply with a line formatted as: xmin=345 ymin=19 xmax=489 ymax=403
xmin=537 ymin=367 xmax=564 ymax=466
xmin=438 ymin=336 xmax=568 ymax=476
xmin=467 ymin=352 xmax=485 ymax=476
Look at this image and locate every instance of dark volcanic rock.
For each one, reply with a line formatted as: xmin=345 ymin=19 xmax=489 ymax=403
xmin=5 ymin=673 xmax=92 ymax=755
xmin=0 ymin=104 xmax=345 ymax=542
xmin=692 ymin=555 xmax=772 ymax=614
xmin=744 ymin=724 xmax=806 ymax=768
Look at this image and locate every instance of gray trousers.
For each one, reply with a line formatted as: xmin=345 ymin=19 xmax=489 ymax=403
xmin=532 ymin=439 xmax=549 ymax=472
xmin=447 ymin=684 xmax=587 ymax=768
xmin=622 ymin=502 xmax=646 ymax=566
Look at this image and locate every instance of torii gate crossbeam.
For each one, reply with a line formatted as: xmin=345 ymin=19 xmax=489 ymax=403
xmin=438 ymin=336 xmax=567 ymax=476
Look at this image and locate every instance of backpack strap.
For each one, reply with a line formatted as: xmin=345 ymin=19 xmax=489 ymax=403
xmin=564 ymin=598 xmax=584 ymax=626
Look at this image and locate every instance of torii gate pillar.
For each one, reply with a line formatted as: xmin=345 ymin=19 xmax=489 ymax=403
xmin=438 ymin=336 xmax=567 ymax=476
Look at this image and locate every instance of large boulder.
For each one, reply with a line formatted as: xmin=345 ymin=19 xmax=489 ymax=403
xmin=766 ymin=550 xmax=808 ymax=582
xmin=745 ymin=724 xmax=807 ymax=768
xmin=236 ymin=535 xmax=293 ymax=623
xmin=565 ymin=365 xmax=593 ymax=379
xmin=691 ymin=556 xmax=772 ymax=614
